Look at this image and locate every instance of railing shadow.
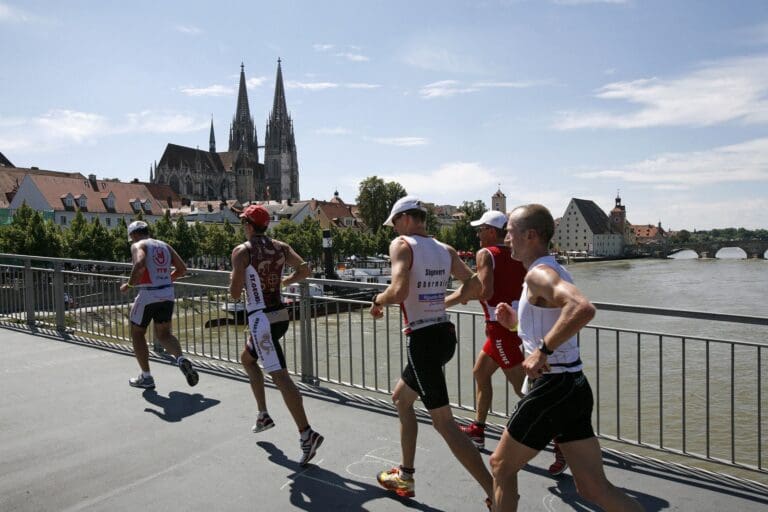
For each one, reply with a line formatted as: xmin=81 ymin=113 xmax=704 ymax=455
xmin=256 ymin=441 xmax=445 ymax=512
xmin=142 ymin=389 xmax=220 ymax=422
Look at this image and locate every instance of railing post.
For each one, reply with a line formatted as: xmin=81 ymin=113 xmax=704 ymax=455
xmin=23 ymin=259 xmax=35 ymax=328
xmin=53 ymin=261 xmax=65 ymax=332
xmin=299 ymin=281 xmax=317 ymax=384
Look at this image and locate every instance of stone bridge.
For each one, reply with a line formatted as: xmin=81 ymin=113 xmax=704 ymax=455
xmin=667 ymin=239 xmax=768 ymax=259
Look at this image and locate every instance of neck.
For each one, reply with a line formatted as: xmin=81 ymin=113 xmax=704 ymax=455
xmin=523 ymin=249 xmax=549 ymax=269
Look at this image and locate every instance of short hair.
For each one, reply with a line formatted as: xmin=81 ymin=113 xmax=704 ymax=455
xmin=132 ymin=227 xmax=149 ymax=238
xmin=510 ymin=204 xmax=554 ymax=244
xmin=403 ymin=208 xmax=427 ymax=223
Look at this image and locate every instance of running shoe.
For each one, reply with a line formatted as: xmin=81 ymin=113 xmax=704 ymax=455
xmin=548 ymin=442 xmax=568 ymax=476
xmin=459 ymin=421 xmax=485 ymax=449
xmin=179 ymin=358 xmax=199 ymax=387
xmin=376 ymin=467 xmax=415 ymax=497
xmin=128 ymin=374 xmax=155 ymax=389
xmin=299 ymin=429 xmax=324 ymax=466
xmin=252 ymin=414 xmax=275 ymax=433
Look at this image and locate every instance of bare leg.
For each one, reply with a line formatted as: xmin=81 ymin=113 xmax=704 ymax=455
xmin=500 ymin=363 xmax=525 ymax=399
xmin=558 ymin=438 xmax=644 ymax=512
xmin=241 ymin=348 xmax=267 ymax=411
xmin=153 ymin=321 xmax=183 ymax=359
xmin=392 ymin=379 xmax=419 ymax=468
xmin=430 ymin=405 xmax=494 ymax=499
xmin=269 ymin=369 xmax=309 ymax=431
xmin=489 ymin=430 xmax=538 ymax=512
xmin=130 ymin=324 xmax=150 ymax=372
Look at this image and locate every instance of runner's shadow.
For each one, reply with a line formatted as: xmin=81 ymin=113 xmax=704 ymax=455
xmin=256 ymin=441 xmax=444 ymax=512
xmin=142 ymin=389 xmax=220 ymax=422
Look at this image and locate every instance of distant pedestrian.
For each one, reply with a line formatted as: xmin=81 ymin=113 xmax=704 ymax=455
xmin=229 ymin=205 xmax=323 ymax=466
xmin=120 ymin=220 xmax=199 ymax=390
xmin=370 ymin=196 xmax=495 ymax=509
xmin=489 ymin=204 xmax=642 ymax=511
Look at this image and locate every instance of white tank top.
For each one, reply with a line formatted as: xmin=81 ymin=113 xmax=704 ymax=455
xmin=399 ymin=235 xmax=452 ymax=333
xmin=518 ymin=255 xmax=582 ymax=373
xmin=135 ymin=238 xmax=174 ymax=301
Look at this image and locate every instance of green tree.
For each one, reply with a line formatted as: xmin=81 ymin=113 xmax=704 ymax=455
xmin=64 ymin=211 xmax=91 ymax=259
xmin=153 ymin=210 xmax=175 ymax=246
xmin=355 ymin=176 xmax=407 ymax=232
xmin=174 ymin=216 xmax=199 ymax=262
xmin=86 ymin=217 xmax=113 ymax=261
xmin=0 ymin=204 xmax=64 ymax=257
xmin=111 ymin=218 xmax=131 ymax=261
xmin=443 ymin=200 xmax=487 ymax=252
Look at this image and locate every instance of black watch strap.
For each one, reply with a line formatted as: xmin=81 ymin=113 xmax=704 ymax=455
xmin=539 ymin=341 xmax=554 ymax=355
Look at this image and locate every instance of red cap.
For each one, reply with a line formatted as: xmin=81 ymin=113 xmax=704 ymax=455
xmin=239 ymin=205 xmax=270 ymax=227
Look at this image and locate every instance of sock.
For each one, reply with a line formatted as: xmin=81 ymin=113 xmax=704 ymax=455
xmin=177 ymin=355 xmax=187 ymax=365
xmin=142 ymin=371 xmax=152 ymax=378
xmin=399 ymin=466 xmax=415 ymax=480
xmin=300 ymin=426 xmax=312 ymax=440
xmin=258 ymin=411 xmax=269 ymax=420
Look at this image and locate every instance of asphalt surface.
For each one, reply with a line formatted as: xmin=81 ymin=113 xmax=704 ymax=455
xmin=1 ymin=328 xmax=766 ymax=511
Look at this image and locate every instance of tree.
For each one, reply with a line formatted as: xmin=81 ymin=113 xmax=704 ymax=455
xmin=86 ymin=217 xmax=113 ymax=261
xmin=153 ymin=210 xmax=175 ymax=246
xmin=0 ymin=204 xmax=64 ymax=257
xmin=174 ymin=216 xmax=199 ymax=262
xmin=442 ymin=200 xmax=487 ymax=252
xmin=111 ymin=218 xmax=131 ymax=261
xmin=356 ymin=176 xmax=407 ymax=233
xmin=64 ymin=211 xmax=91 ymax=259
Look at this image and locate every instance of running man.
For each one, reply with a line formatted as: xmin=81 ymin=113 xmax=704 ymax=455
xmin=489 ymin=204 xmax=643 ymax=511
xmin=120 ymin=220 xmax=199 ymax=390
xmin=229 ymin=204 xmax=323 ymax=467
xmin=445 ymin=210 xmax=526 ymax=447
xmin=370 ymin=196 xmax=495 ymax=509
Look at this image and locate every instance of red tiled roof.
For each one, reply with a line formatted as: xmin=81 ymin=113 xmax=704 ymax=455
xmin=0 ymin=168 xmax=87 ymax=208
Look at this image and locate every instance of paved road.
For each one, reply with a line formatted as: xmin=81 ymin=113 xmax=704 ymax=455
xmin=0 ymin=328 xmax=766 ymax=511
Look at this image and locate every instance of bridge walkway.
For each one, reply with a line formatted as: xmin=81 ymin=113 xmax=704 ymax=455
xmin=1 ymin=329 xmax=766 ymax=511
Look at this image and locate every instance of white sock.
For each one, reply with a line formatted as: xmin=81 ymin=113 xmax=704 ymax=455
xmin=142 ymin=371 xmax=152 ymax=378
xmin=258 ymin=411 xmax=269 ymax=419
xmin=300 ymin=428 xmax=312 ymax=440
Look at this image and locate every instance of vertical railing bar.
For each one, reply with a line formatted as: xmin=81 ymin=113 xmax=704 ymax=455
xmin=637 ymin=331 xmax=642 ymax=445
xmin=758 ymin=346 xmax=762 ymax=471
xmin=596 ymin=328 xmax=601 ymax=433
xmin=706 ymin=340 xmax=711 ymax=459
xmin=360 ymin=307 xmax=366 ymax=389
xmin=616 ymin=329 xmax=621 ymax=440
xmin=731 ymin=342 xmax=736 ymax=464
xmin=682 ymin=337 xmax=687 ymax=454
xmin=659 ymin=334 xmax=664 ymax=449
xmin=456 ymin=312 xmax=462 ymax=408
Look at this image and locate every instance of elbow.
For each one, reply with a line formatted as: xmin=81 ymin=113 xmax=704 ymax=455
xmin=579 ymin=300 xmax=596 ymax=323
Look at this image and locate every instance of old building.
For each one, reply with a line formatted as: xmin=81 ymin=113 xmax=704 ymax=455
xmin=152 ymin=60 xmax=300 ymax=204
xmin=553 ymin=198 xmax=625 ymax=256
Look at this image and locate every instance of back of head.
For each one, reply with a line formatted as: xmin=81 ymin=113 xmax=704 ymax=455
xmin=127 ymin=220 xmax=149 ymax=240
xmin=511 ymin=204 xmax=554 ymax=245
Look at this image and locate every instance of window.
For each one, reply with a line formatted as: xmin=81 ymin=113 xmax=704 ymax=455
xmin=64 ymin=196 xmax=73 ymax=207
xmin=78 ymin=196 xmax=87 ymax=208
xmin=60 ymin=216 xmax=67 ymax=225
xmin=106 ymin=218 xmax=111 ymax=227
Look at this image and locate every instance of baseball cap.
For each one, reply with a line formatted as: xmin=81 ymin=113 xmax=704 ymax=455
xmin=127 ymin=220 xmax=148 ymax=240
xmin=383 ymin=195 xmax=427 ymax=226
xmin=470 ymin=210 xmax=508 ymax=230
xmin=239 ymin=204 xmax=270 ymax=227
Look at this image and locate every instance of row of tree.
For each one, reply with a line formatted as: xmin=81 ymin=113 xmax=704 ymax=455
xmin=669 ymin=227 xmax=768 ymax=244
xmin=0 ymin=177 xmax=491 ymax=266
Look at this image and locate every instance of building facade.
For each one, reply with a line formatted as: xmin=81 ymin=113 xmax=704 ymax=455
xmin=553 ymin=198 xmax=624 ymax=256
xmin=152 ymin=60 xmax=300 ymax=204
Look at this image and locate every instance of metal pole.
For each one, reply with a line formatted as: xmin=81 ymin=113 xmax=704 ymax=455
xmin=53 ymin=260 xmax=65 ymax=332
xmin=23 ymin=259 xmax=35 ymax=328
xmin=299 ymin=281 xmax=316 ymax=384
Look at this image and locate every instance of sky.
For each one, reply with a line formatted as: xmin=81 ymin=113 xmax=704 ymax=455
xmin=2 ymin=0 xmax=768 ymax=230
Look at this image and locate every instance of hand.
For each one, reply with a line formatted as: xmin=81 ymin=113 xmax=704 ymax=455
xmin=369 ymin=303 xmax=384 ymax=319
xmin=495 ymin=303 xmax=517 ymax=330
xmin=120 ymin=283 xmax=131 ymax=294
xmin=522 ymin=350 xmax=550 ymax=379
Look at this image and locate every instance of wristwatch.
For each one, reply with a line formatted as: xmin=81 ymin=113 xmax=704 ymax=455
xmin=372 ymin=294 xmax=382 ymax=307
xmin=539 ymin=340 xmax=554 ymax=356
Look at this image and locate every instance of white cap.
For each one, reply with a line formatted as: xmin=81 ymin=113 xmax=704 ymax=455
xmin=470 ymin=210 xmax=508 ymax=230
xmin=127 ymin=220 xmax=148 ymax=240
xmin=383 ymin=195 xmax=427 ymax=226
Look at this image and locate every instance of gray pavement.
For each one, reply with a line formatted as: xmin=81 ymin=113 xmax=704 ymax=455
xmin=1 ymin=328 xmax=766 ymax=511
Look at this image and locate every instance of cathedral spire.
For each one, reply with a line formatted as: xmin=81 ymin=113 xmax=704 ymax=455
xmin=229 ymin=63 xmax=257 ymax=155
xmin=209 ymin=116 xmax=216 ymax=153
xmin=271 ymin=58 xmax=288 ymax=126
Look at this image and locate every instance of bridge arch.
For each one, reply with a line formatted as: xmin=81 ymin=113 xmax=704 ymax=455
xmin=714 ymin=247 xmax=747 ymax=259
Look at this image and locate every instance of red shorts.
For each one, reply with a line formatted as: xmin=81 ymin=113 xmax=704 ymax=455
xmin=483 ymin=322 xmax=524 ymax=369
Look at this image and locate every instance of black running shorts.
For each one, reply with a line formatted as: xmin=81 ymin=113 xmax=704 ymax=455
xmin=131 ymin=300 xmax=174 ymax=328
xmin=506 ymin=371 xmax=595 ymax=450
xmin=402 ymin=322 xmax=457 ymax=410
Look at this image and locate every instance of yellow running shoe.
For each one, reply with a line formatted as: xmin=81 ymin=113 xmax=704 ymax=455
xmin=376 ymin=467 xmax=415 ymax=497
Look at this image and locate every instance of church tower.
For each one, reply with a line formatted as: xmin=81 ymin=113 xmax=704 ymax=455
xmin=610 ymin=191 xmax=626 ymax=234
xmin=229 ymin=63 xmax=259 ymax=158
xmin=209 ymin=118 xmax=216 ymax=153
xmin=491 ymin=186 xmax=506 ymax=213
xmin=264 ymin=59 xmax=300 ymax=202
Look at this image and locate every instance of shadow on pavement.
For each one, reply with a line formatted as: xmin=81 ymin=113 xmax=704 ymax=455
xmin=142 ymin=389 xmax=220 ymax=422
xmin=257 ymin=441 xmax=445 ymax=512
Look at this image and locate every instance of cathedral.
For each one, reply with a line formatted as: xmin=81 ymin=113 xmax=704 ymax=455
xmin=151 ymin=60 xmax=300 ymax=203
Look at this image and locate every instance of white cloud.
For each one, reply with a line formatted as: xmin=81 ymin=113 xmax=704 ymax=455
xmin=0 ymin=2 xmax=42 ymax=23
xmin=313 ymin=43 xmax=335 ymax=52
xmin=403 ymin=46 xmax=485 ymax=74
xmin=315 ymin=127 xmax=351 ymax=135
xmin=286 ymin=80 xmax=339 ymax=90
xmin=379 ymin=162 xmax=498 ymax=202
xmin=345 ymin=83 xmax=381 ymax=89
xmin=0 ymin=109 xmax=207 ymax=152
xmin=367 ymin=137 xmax=429 ymax=147
xmin=555 ymin=55 xmax=768 ymax=129
xmin=181 ymin=84 xmax=234 ymax=97
xmin=334 ymin=52 xmax=369 ymax=62
xmin=576 ymin=137 xmax=768 ymax=186
xmin=420 ymin=80 xmax=479 ymax=98
xmin=246 ymin=77 xmax=267 ymax=88
xmin=174 ymin=24 xmax=202 ymax=35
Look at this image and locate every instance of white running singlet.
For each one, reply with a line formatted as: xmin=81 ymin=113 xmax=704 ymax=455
xmin=135 ymin=238 xmax=174 ymax=302
xmin=399 ymin=235 xmax=452 ymax=333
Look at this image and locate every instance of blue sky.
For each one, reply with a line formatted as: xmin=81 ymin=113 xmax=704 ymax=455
xmin=2 ymin=0 xmax=768 ymax=230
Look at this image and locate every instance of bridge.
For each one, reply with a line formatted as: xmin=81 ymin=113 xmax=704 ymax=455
xmin=667 ymin=239 xmax=768 ymax=259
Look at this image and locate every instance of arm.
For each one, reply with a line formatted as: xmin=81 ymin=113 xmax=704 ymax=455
xmin=120 ymin=242 xmax=146 ymax=293
xmin=168 ymin=246 xmax=187 ymax=281
xmin=521 ymin=266 xmax=596 ymax=377
xmin=281 ymin=243 xmax=311 ymax=287
xmin=369 ymin=238 xmax=411 ymax=318
xmin=229 ymin=244 xmax=248 ymax=300
xmin=445 ymin=248 xmax=492 ymax=308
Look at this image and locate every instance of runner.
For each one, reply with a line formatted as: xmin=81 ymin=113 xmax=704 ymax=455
xmin=120 ymin=220 xmax=199 ymax=389
xmin=229 ymin=204 xmax=323 ymax=466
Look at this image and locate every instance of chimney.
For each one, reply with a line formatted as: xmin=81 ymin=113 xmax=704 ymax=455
xmin=88 ymin=174 xmax=98 ymax=191
xmin=167 ymin=196 xmax=173 ymax=208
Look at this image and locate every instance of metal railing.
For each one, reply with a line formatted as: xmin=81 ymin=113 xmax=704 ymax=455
xmin=0 ymin=253 xmax=765 ymax=475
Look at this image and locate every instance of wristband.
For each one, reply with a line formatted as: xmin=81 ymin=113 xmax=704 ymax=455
xmin=372 ymin=294 xmax=382 ymax=307
xmin=539 ymin=340 xmax=554 ymax=356
xmin=126 ymin=283 xmax=134 ymax=288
